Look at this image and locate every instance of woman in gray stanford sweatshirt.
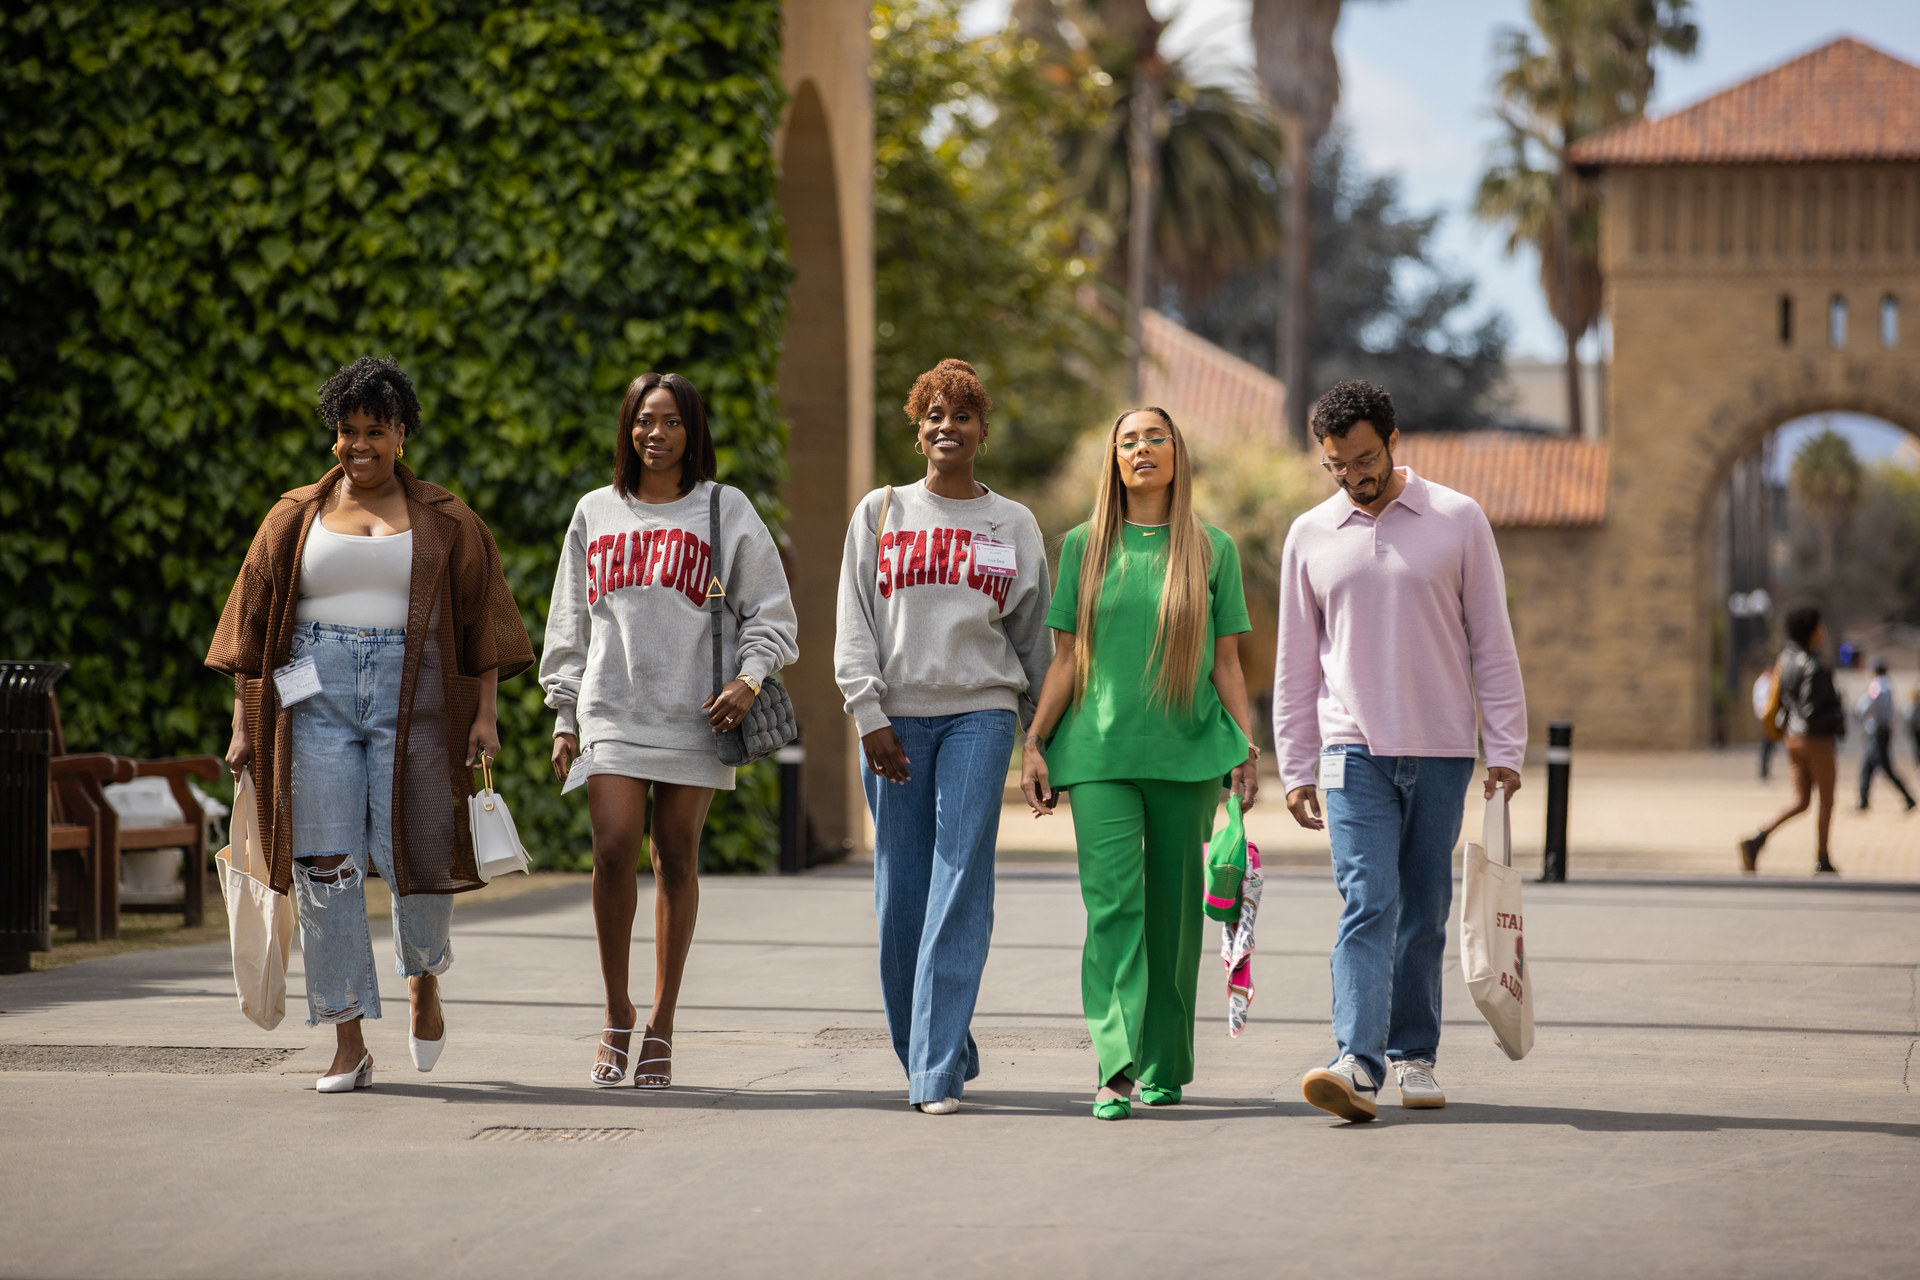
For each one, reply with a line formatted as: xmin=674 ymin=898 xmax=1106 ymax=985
xmin=834 ymin=358 xmax=1052 ymax=1114
xmin=541 ymin=373 xmax=798 ymax=1089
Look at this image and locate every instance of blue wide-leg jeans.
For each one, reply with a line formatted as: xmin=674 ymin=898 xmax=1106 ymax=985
xmin=288 ymin=622 xmax=454 ymax=1027
xmin=1323 ymin=745 xmax=1475 ymax=1088
xmin=861 ymin=709 xmax=1017 ymax=1105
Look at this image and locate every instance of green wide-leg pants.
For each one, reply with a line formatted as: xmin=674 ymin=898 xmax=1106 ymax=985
xmin=1068 ymin=777 xmax=1220 ymax=1089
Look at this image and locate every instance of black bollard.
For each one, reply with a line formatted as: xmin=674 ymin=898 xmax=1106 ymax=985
xmin=776 ymin=740 xmax=805 ymax=875
xmin=1540 ymin=721 xmax=1572 ymax=883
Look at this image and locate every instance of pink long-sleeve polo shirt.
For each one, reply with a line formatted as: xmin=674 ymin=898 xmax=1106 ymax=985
xmin=1272 ymin=468 xmax=1528 ymax=794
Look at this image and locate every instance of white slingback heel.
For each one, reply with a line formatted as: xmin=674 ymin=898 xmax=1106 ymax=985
xmin=316 ymin=1054 xmax=372 ymax=1093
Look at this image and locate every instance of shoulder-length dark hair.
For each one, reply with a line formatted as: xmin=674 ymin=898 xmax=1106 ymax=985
xmin=614 ymin=372 xmax=717 ymax=498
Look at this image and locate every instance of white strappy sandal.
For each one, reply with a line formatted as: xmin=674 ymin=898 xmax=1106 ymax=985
xmin=590 ymin=1027 xmax=636 ymax=1086
xmin=633 ymin=1033 xmax=672 ymax=1090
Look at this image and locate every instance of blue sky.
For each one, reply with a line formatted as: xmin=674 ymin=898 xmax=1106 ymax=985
xmin=962 ymin=0 xmax=1920 ymax=361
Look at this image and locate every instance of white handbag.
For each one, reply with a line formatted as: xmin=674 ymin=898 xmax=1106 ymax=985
xmin=467 ymin=756 xmax=531 ymax=884
xmin=214 ymin=771 xmax=296 ymax=1030
xmin=1460 ymin=788 xmax=1535 ymax=1060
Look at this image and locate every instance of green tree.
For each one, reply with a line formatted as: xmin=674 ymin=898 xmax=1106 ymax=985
xmin=1177 ymin=138 xmax=1511 ymax=432
xmin=1475 ymin=0 xmax=1697 ymax=438
xmin=1 ymin=0 xmax=792 ymax=871
xmin=1015 ymin=0 xmax=1285 ymax=399
xmin=1790 ymin=427 xmax=1865 ymax=580
xmin=1250 ymin=0 xmax=1349 ymax=448
xmin=872 ymin=0 xmax=1122 ymax=490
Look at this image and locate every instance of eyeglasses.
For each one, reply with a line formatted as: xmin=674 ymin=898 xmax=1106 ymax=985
xmin=1117 ymin=434 xmax=1171 ymax=453
xmin=1320 ymin=448 xmax=1384 ymax=476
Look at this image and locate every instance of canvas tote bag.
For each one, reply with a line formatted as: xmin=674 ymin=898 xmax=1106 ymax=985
xmin=214 ymin=771 xmax=296 ymax=1030
xmin=1460 ymin=788 xmax=1534 ymax=1060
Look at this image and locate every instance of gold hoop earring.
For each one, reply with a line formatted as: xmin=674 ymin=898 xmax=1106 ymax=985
xmin=397 ymin=444 xmax=405 ymax=459
xmin=979 ymin=439 xmax=988 ymax=456
xmin=913 ymin=439 xmax=927 ymax=456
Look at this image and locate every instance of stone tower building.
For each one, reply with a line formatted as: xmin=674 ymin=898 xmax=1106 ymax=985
xmin=1540 ymin=36 xmax=1920 ymax=748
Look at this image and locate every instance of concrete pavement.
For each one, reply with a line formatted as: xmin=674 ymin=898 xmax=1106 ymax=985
xmin=992 ymin=747 xmax=1920 ymax=881
xmin=3 ymin=868 xmax=1918 ymax=1278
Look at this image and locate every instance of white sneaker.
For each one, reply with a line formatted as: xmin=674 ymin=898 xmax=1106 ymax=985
xmin=1301 ymin=1054 xmax=1379 ymax=1122
xmin=1392 ymin=1058 xmax=1446 ymax=1109
xmin=918 ymin=1097 xmax=961 ymax=1115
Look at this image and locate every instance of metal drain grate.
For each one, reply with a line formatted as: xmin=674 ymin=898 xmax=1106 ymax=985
xmin=813 ymin=1026 xmax=1091 ymax=1051
xmin=0 ymin=1045 xmax=298 ymax=1074
xmin=472 ymin=1127 xmax=643 ymax=1142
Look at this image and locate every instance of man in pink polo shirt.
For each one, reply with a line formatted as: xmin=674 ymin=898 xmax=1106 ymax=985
xmin=1274 ymin=380 xmax=1527 ymax=1122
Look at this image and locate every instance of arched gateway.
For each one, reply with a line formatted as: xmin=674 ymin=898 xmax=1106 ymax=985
xmin=1529 ymin=37 xmax=1920 ymax=748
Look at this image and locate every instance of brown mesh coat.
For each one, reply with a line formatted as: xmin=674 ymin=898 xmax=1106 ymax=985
xmin=206 ymin=466 xmax=533 ymax=895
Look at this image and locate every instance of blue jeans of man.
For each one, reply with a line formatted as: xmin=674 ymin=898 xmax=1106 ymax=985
xmin=861 ymin=709 xmax=1016 ymax=1104
xmin=1323 ymin=745 xmax=1475 ymax=1087
xmin=288 ymin=623 xmax=454 ymax=1027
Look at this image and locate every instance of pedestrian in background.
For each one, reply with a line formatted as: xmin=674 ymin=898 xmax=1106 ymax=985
xmin=541 ymin=373 xmax=799 ymax=1088
xmin=1908 ymin=688 xmax=1920 ymax=773
xmin=1854 ymin=659 xmax=1915 ymax=812
xmin=1273 ymin=380 xmax=1526 ymax=1123
xmin=1740 ymin=605 xmax=1844 ymax=874
xmin=208 ymin=355 xmax=533 ymax=1093
xmin=1752 ymin=664 xmax=1779 ymax=780
xmin=1021 ymin=407 xmax=1260 ymax=1121
xmin=835 ymin=358 xmax=1053 ymax=1116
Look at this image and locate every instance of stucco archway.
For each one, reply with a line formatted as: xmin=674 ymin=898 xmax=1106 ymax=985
xmin=775 ymin=3 xmax=873 ymax=857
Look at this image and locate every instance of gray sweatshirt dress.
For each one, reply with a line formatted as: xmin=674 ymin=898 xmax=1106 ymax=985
xmin=540 ymin=482 xmax=799 ymax=790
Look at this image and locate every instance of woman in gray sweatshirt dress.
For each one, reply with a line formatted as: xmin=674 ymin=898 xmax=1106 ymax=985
xmin=541 ymin=373 xmax=799 ymax=1088
xmin=834 ymin=358 xmax=1053 ymax=1114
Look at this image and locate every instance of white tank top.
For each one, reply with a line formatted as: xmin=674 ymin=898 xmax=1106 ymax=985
xmin=295 ymin=519 xmax=413 ymax=629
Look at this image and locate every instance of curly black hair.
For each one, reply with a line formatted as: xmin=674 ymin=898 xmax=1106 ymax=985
xmin=317 ymin=355 xmax=422 ymax=436
xmin=1310 ymin=379 xmax=1396 ymax=443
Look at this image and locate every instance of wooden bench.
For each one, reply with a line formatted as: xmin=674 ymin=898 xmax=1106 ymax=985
xmin=47 ymin=698 xmax=220 ymax=940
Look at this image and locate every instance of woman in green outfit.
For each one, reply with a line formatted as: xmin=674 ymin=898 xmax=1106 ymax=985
xmin=1020 ymin=406 xmax=1260 ymax=1120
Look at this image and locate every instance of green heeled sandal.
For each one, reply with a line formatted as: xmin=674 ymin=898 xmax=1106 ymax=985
xmin=1140 ymin=1084 xmax=1182 ymax=1106
xmin=1092 ymin=1096 xmax=1132 ymax=1121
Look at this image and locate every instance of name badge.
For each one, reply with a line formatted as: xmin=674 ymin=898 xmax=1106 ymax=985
xmin=972 ymin=537 xmax=1017 ymax=578
xmin=272 ymin=655 xmax=324 ymax=707
xmin=1318 ymin=748 xmax=1347 ymax=791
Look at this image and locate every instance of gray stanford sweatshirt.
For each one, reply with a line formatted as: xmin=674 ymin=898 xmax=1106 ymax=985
xmin=834 ymin=481 xmax=1053 ymax=738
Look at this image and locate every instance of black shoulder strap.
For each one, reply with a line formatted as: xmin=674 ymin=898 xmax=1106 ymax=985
xmin=708 ymin=483 xmax=726 ymax=700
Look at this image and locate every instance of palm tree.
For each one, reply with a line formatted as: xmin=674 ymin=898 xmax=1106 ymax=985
xmin=1791 ymin=426 xmax=1864 ymax=580
xmin=1017 ymin=1 xmax=1285 ymax=399
xmin=1250 ymin=0 xmax=1346 ymax=448
xmin=1475 ymin=0 xmax=1697 ymax=439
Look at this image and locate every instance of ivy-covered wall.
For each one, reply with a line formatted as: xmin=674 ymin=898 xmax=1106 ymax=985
xmin=0 ymin=0 xmax=793 ymax=870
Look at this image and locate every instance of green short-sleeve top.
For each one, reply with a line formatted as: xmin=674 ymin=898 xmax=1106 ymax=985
xmin=1041 ymin=520 xmax=1252 ymax=787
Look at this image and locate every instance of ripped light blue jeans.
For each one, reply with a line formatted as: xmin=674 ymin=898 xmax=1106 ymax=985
xmin=289 ymin=622 xmax=453 ymax=1027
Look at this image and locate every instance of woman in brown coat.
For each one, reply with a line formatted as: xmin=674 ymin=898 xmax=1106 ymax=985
xmin=208 ymin=356 xmax=532 ymax=1092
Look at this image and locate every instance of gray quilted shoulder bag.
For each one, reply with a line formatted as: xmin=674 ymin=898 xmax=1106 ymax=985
xmin=708 ymin=484 xmax=797 ymax=766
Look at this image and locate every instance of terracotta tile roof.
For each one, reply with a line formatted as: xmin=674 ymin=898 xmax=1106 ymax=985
xmin=1394 ymin=433 xmax=1609 ymax=528
xmin=1140 ymin=309 xmax=1284 ymax=448
xmin=1570 ymin=38 xmax=1920 ymax=166
xmin=1143 ymin=310 xmax=1610 ymax=527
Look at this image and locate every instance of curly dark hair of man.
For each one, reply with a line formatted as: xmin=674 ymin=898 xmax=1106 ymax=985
xmin=317 ymin=355 xmax=422 ymax=436
xmin=1310 ymin=379 xmax=1396 ymax=444
xmin=1784 ymin=603 xmax=1822 ymax=649
xmin=614 ymin=372 xmax=718 ymax=498
xmin=903 ymin=357 xmax=991 ymax=423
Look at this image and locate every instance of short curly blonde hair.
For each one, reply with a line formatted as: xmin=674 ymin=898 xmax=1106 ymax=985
xmin=903 ymin=358 xmax=992 ymax=422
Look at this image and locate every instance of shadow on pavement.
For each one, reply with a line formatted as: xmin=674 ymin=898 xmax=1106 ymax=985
xmin=363 ymin=1080 xmax=1308 ymax=1121
xmin=1424 ymin=1101 xmax=1920 ymax=1139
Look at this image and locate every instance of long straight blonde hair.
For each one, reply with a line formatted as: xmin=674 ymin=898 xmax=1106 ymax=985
xmin=1073 ymin=407 xmax=1214 ymax=710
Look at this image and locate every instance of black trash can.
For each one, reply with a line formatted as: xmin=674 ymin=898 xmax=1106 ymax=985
xmin=1 ymin=661 xmax=68 ymax=973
